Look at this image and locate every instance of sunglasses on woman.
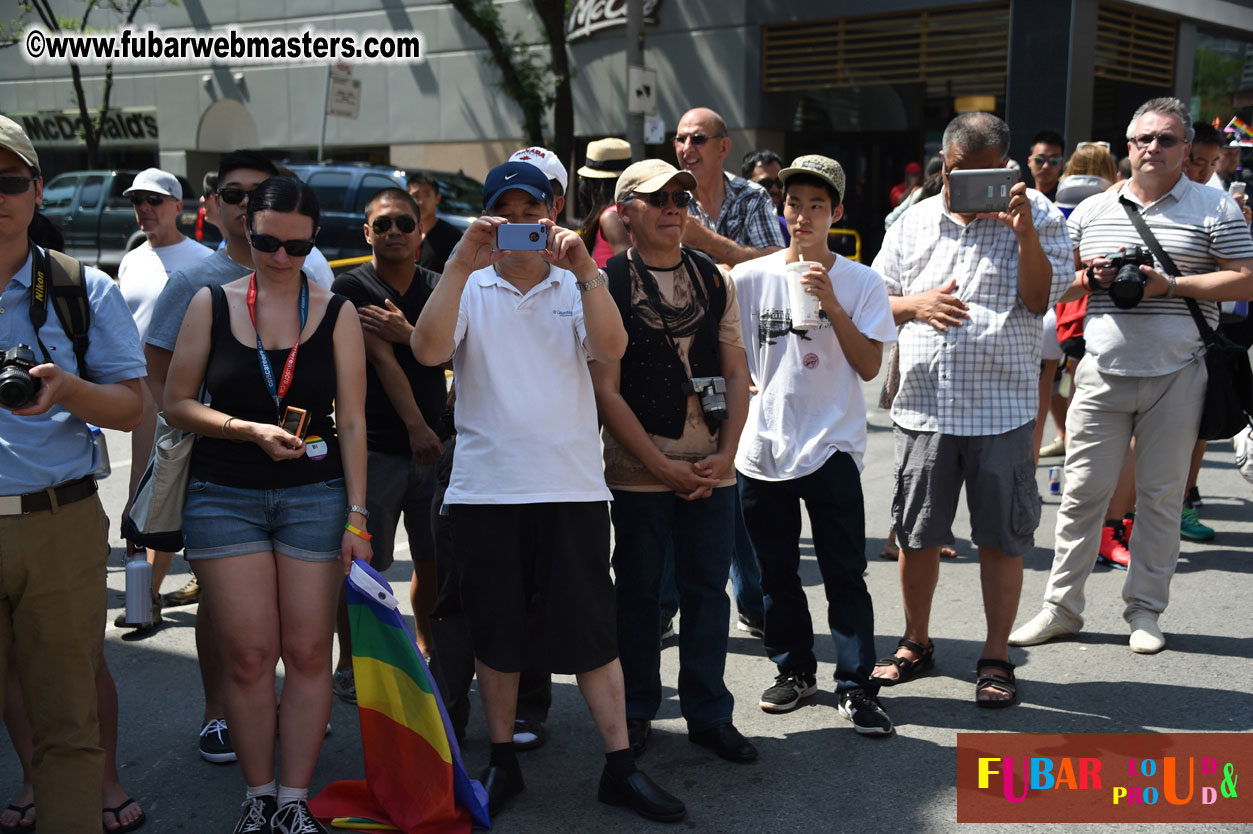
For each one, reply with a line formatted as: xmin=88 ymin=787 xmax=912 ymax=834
xmin=371 ymin=215 xmax=418 ymax=234
xmin=249 ymin=231 xmax=316 ymax=257
xmin=129 ymin=194 xmax=170 ymax=207
xmin=0 ymin=176 xmax=37 ymax=195
xmin=636 ymin=190 xmax=693 ymax=209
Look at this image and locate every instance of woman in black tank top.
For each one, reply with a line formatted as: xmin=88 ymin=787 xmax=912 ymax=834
xmin=164 ymin=177 xmax=369 ymax=833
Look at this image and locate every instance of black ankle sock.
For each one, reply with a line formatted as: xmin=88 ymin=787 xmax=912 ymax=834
xmin=490 ymin=742 xmax=518 ymax=771
xmin=604 ymin=747 xmax=637 ymax=781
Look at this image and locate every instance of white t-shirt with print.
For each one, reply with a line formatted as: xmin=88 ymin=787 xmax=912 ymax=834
xmin=732 ymin=249 xmax=897 ymax=478
xmin=117 ymin=236 xmax=212 ymax=342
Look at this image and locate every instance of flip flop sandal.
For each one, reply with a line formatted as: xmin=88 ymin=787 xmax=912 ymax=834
xmin=102 ymin=798 xmax=145 ymax=834
xmin=975 ymin=658 xmax=1019 ymax=709
xmin=872 ymin=637 xmax=935 ymax=686
xmin=0 ymin=802 xmax=35 ymax=834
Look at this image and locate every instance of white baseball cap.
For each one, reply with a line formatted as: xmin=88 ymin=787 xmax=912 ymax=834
xmin=123 ymin=167 xmax=182 ymax=200
xmin=507 ymin=146 xmax=568 ymax=194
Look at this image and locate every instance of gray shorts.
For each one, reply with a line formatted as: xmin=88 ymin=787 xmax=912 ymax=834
xmin=366 ymin=449 xmax=437 ymax=571
xmin=892 ymin=421 xmax=1041 ymax=558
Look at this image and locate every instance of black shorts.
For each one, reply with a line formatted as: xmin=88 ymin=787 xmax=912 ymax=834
xmin=449 ymin=501 xmax=618 ymax=675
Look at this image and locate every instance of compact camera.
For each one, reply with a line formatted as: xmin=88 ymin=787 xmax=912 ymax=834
xmin=0 ymin=345 xmax=41 ymax=409
xmin=1104 ymin=245 xmax=1155 ymax=310
xmin=682 ymin=376 xmax=728 ymax=423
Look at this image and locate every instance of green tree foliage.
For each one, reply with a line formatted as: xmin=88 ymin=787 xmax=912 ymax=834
xmin=1192 ymin=46 xmax=1244 ymax=124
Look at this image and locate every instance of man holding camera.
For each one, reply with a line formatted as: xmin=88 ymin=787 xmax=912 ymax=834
xmin=0 ymin=116 xmax=146 ymax=831
xmin=589 ymin=160 xmax=755 ymax=764
xmin=1011 ymin=98 xmax=1253 ymax=655
xmin=869 ymin=113 xmax=1072 ymax=707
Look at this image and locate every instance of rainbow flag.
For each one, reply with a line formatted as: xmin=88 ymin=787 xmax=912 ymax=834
xmin=1226 ymin=116 xmax=1253 ymax=141
xmin=310 ymin=560 xmax=490 ymax=833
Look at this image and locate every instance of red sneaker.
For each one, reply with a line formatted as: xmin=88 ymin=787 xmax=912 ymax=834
xmin=1097 ymin=519 xmax=1130 ymax=570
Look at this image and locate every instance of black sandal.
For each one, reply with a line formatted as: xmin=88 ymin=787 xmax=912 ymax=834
xmin=975 ymin=658 xmax=1018 ymax=709
xmin=0 ymin=802 xmax=35 ymax=834
xmin=872 ymin=638 xmax=935 ymax=686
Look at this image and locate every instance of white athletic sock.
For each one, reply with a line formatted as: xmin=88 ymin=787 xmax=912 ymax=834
xmin=245 ymin=780 xmax=277 ymax=800
xmin=277 ymin=785 xmax=308 ymax=807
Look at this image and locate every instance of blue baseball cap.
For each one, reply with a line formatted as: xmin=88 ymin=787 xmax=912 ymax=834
xmin=482 ymin=161 xmax=554 ymax=211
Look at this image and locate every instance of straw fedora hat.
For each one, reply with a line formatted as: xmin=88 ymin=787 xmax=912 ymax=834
xmin=577 ymin=138 xmax=632 ymax=179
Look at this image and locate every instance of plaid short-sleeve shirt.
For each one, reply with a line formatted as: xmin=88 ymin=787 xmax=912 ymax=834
xmin=687 ymin=171 xmax=786 ymax=251
xmin=872 ymin=191 xmax=1074 ymax=437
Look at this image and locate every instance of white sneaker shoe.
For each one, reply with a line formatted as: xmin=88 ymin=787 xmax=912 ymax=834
xmin=1008 ymin=610 xmax=1078 ymax=646
xmin=1129 ymin=616 xmax=1165 ymax=654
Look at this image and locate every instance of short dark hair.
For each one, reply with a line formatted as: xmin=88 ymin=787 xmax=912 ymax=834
xmin=942 ymin=113 xmax=1011 ymax=159
xmin=1192 ymin=121 xmax=1222 ymax=147
xmin=1031 ymin=129 xmax=1065 ymax=152
xmin=364 ymin=187 xmax=420 ymax=220
xmin=784 ymin=172 xmax=839 ymax=207
xmin=741 ymin=149 xmax=783 ymax=179
xmin=406 ymin=171 xmax=441 ymax=195
xmin=244 ymin=176 xmax=320 ymax=232
xmin=217 ymin=150 xmax=277 ymax=185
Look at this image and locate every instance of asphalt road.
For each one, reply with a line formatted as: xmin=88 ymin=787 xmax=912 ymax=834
xmin=2 ymin=373 xmax=1251 ymax=834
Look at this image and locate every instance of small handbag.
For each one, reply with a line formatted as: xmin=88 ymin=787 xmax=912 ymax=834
xmin=1119 ymin=198 xmax=1253 ymax=441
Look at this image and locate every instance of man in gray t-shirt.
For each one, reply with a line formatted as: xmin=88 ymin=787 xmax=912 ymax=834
xmin=1011 ymin=98 xmax=1253 ymax=656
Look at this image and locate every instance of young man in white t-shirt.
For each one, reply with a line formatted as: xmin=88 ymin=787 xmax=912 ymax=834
xmin=731 ymin=155 xmax=898 ymax=735
xmin=411 ymin=161 xmax=685 ymax=823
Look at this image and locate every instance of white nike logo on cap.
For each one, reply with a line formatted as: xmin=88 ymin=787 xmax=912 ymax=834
xmin=505 ymin=173 xmax=517 ymax=180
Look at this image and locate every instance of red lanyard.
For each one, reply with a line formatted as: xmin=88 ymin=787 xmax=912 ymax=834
xmin=246 ymin=272 xmax=308 ymax=413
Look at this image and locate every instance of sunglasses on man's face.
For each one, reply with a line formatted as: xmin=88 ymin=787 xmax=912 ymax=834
xmin=216 ymin=186 xmax=253 ymax=205
xmin=249 ymin=231 xmax=316 ymax=257
xmin=371 ymin=215 xmax=418 ymax=234
xmin=673 ymin=132 xmax=723 ymax=147
xmin=0 ymin=176 xmax=37 ymax=195
xmin=1030 ymin=154 xmax=1064 ymax=167
xmin=756 ymin=177 xmax=783 ymax=190
xmin=1130 ymin=133 xmax=1182 ymax=150
xmin=636 ymin=190 xmax=693 ymax=209
xmin=129 ymin=194 xmax=169 ymax=207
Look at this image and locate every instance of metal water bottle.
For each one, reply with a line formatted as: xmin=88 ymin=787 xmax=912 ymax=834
xmin=125 ymin=554 xmax=152 ymax=625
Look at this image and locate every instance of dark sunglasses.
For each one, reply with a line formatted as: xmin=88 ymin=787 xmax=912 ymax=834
xmin=1130 ymin=133 xmax=1181 ymax=150
xmin=371 ymin=215 xmax=418 ymax=234
xmin=673 ymin=132 xmax=723 ymax=147
xmin=216 ymin=186 xmax=253 ymax=205
xmin=1029 ymin=154 xmax=1064 ymax=167
xmin=129 ymin=194 xmax=170 ymax=207
xmin=0 ymin=176 xmax=37 ymax=195
xmin=249 ymin=231 xmax=315 ymax=257
xmin=756 ymin=177 xmax=783 ymax=190
xmin=636 ymin=190 xmax=693 ymax=209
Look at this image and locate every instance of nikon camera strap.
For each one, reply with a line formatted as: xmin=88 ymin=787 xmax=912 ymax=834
xmin=28 ymin=240 xmax=92 ymax=380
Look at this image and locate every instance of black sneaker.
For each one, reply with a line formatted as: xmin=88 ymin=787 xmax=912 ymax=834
xmin=199 ymin=718 xmax=237 ymax=763
xmin=660 ymin=617 xmax=676 ymax=642
xmin=231 ymin=795 xmax=276 ymax=834
xmin=838 ymin=688 xmax=893 ymax=736
xmin=759 ymin=671 xmax=818 ymax=713
xmin=270 ymin=799 xmax=328 ymax=834
xmin=736 ymin=612 xmax=764 ymax=638
xmin=1186 ymin=486 xmax=1202 ymax=508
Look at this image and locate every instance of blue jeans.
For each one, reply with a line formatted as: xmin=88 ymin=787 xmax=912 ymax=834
xmin=611 ymin=487 xmax=735 ymax=732
xmin=739 ymin=453 xmax=877 ymax=693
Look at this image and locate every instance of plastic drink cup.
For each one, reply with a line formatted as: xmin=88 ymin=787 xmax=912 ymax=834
xmin=785 ymin=261 xmax=824 ymax=330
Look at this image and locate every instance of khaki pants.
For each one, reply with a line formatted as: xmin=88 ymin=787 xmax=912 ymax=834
xmin=0 ymin=492 xmax=109 ymax=831
xmin=1043 ymin=355 xmax=1206 ymax=628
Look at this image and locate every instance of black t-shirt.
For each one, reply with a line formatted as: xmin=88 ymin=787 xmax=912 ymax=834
xmin=332 ymin=262 xmax=447 ymax=456
xmin=418 ymin=219 xmax=462 ymax=274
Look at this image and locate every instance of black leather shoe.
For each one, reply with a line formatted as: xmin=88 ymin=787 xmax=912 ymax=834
xmin=689 ymin=723 xmax=758 ymax=763
xmin=512 ymin=718 xmax=546 ymax=752
xmin=479 ymin=764 xmax=524 ymax=814
xmin=598 ymin=768 xmax=685 ymax=822
xmin=627 ymin=718 xmax=650 ymax=758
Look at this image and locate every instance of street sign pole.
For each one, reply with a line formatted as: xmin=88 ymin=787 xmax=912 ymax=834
xmin=627 ymin=0 xmax=644 ymax=160
xmin=317 ymin=64 xmax=331 ymax=162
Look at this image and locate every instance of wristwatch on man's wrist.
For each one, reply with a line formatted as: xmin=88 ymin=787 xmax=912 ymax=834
xmin=1165 ymin=274 xmax=1177 ymax=298
xmin=576 ymin=269 xmax=608 ymax=292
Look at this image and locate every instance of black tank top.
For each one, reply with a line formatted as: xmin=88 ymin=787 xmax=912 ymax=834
xmin=191 ymin=283 xmax=347 ymax=489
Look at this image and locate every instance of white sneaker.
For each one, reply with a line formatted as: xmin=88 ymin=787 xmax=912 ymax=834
xmin=1008 ymin=610 xmax=1078 ymax=646
xmin=1129 ymin=616 xmax=1165 ymax=654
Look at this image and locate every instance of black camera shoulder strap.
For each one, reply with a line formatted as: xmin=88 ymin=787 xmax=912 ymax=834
xmin=625 ymin=246 xmax=708 ymax=361
xmin=1118 ymin=197 xmax=1217 ymax=347
xmin=27 ymin=241 xmax=92 ymax=379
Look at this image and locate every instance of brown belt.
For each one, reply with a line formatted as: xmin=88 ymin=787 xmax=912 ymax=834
xmin=0 ymin=475 xmax=97 ymax=516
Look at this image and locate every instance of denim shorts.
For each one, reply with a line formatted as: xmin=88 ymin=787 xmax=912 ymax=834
xmin=183 ymin=477 xmax=346 ymax=562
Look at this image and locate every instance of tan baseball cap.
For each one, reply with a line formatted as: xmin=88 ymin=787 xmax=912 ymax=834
xmin=614 ymin=159 xmax=697 ymax=202
xmin=779 ymin=154 xmax=845 ymax=204
xmin=0 ymin=115 xmax=39 ymax=171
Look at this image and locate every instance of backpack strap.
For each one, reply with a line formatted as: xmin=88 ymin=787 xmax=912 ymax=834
xmin=26 ymin=241 xmax=92 ymax=380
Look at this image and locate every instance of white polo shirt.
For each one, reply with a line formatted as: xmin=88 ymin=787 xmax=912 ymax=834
xmin=444 ymin=265 xmax=612 ymax=505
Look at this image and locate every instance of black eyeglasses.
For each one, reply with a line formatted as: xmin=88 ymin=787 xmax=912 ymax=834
xmin=673 ymin=132 xmax=724 ymax=147
xmin=0 ymin=176 xmax=37 ymax=195
xmin=635 ymin=190 xmax=693 ymax=209
xmin=216 ymin=186 xmax=253 ymax=205
xmin=1129 ymin=133 xmax=1181 ymax=150
xmin=129 ymin=194 xmax=169 ymax=207
xmin=371 ymin=215 xmax=418 ymax=234
xmin=249 ymin=231 xmax=315 ymax=256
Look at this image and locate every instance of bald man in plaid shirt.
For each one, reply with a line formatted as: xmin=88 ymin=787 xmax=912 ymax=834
xmin=868 ymin=113 xmax=1072 ymax=708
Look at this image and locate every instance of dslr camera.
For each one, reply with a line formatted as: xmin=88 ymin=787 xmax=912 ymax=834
xmin=1104 ymin=245 xmax=1155 ymax=310
xmin=682 ymin=376 xmax=728 ymax=423
xmin=0 ymin=345 xmax=41 ymax=409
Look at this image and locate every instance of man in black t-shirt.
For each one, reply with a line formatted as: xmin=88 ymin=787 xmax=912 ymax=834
xmin=331 ymin=187 xmax=447 ymax=700
xmin=408 ymin=172 xmax=462 ymax=274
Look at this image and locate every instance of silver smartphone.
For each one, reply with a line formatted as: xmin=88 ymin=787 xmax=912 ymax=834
xmin=947 ymin=168 xmax=1020 ymax=214
xmin=496 ymin=223 xmax=548 ymax=251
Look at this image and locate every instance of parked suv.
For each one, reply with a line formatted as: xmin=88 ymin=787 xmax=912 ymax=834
xmin=39 ymin=169 xmax=213 ymax=275
xmin=282 ymin=162 xmax=480 ymax=263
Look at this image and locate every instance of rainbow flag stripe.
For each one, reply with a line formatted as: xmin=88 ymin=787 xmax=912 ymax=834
xmin=1226 ymin=116 xmax=1253 ymax=140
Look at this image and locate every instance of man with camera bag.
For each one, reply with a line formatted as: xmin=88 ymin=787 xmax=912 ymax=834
xmin=1011 ymin=98 xmax=1253 ymax=655
xmin=589 ymin=159 xmax=756 ymax=764
xmin=0 ymin=116 xmax=146 ymax=831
